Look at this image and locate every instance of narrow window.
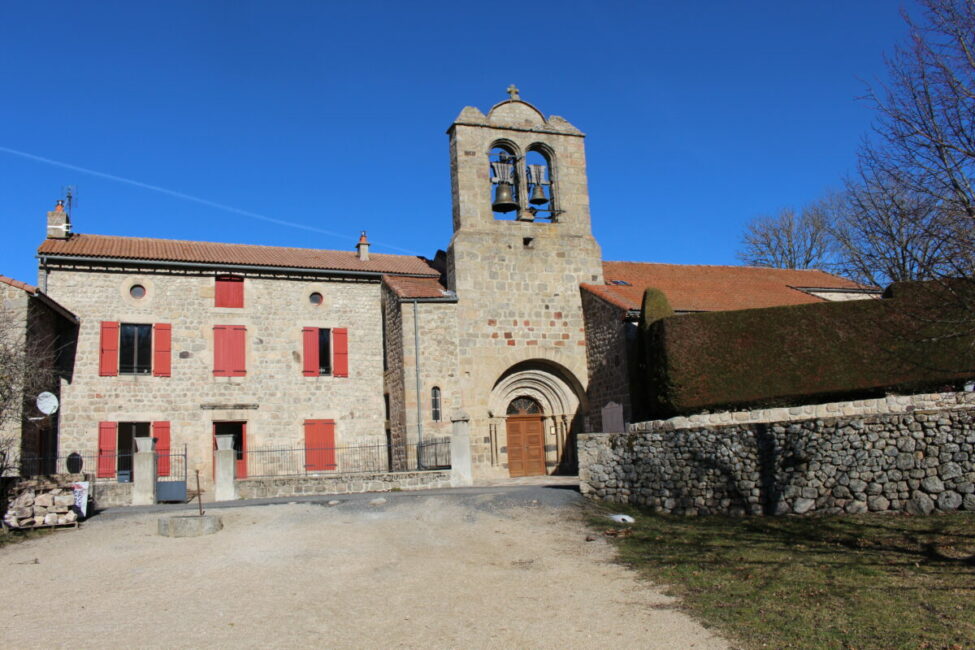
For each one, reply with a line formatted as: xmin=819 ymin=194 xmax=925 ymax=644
xmin=490 ymin=145 xmax=520 ymax=220
xmin=215 ymin=276 xmax=244 ymax=308
xmin=431 ymin=386 xmax=442 ymax=422
xmin=525 ymin=147 xmax=555 ymax=221
xmin=119 ymin=324 xmax=152 ymax=374
xmin=318 ymin=328 xmax=332 ymax=375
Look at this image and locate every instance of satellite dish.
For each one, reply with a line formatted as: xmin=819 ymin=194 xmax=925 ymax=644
xmin=36 ymin=392 xmax=59 ymax=416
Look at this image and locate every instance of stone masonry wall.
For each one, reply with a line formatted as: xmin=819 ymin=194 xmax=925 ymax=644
xmin=446 ymin=100 xmax=602 ymax=478
xmin=235 ymin=469 xmax=451 ymax=499
xmin=581 ymin=289 xmax=632 ymax=432
xmin=45 ymin=267 xmax=386 ymax=492
xmin=580 ymin=395 xmax=975 ymax=516
xmin=382 ymin=283 xmax=406 ymax=448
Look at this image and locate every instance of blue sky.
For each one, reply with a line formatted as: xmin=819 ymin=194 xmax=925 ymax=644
xmin=1 ymin=1 xmax=916 ymax=285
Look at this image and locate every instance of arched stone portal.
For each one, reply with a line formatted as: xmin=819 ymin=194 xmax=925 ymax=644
xmin=489 ymin=361 xmax=586 ymax=476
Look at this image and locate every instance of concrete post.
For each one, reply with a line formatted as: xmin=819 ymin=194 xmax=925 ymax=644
xmin=450 ymin=410 xmax=473 ymax=487
xmin=214 ymin=434 xmax=238 ymax=502
xmin=132 ymin=436 xmax=157 ymax=506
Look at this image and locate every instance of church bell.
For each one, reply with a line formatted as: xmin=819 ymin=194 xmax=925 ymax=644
xmin=528 ymin=184 xmax=548 ymax=206
xmin=492 ymin=182 xmax=518 ymax=213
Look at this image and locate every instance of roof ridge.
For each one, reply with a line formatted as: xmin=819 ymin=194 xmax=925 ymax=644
xmin=604 ymin=260 xmax=836 ymax=274
xmin=66 ymin=232 xmax=427 ymax=261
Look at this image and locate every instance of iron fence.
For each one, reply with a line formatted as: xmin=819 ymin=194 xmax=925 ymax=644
xmin=20 ymin=451 xmax=133 ymax=481
xmin=242 ymin=437 xmax=451 ymax=478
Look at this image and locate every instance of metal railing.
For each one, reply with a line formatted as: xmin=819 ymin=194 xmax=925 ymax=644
xmin=242 ymin=438 xmax=451 ymax=478
xmin=20 ymin=451 xmax=133 ymax=481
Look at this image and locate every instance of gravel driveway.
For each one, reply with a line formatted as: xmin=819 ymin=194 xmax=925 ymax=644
xmin=0 ymin=489 xmax=726 ymax=649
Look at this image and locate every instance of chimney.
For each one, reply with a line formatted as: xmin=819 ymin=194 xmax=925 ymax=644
xmin=46 ymin=200 xmax=71 ymax=239
xmin=356 ymin=231 xmax=370 ymax=261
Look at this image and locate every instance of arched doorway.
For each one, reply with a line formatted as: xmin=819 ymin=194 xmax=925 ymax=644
xmin=489 ymin=360 xmax=587 ymax=476
xmin=505 ymin=397 xmax=545 ymax=477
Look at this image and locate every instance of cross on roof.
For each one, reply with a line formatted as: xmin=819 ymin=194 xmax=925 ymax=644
xmin=506 ymin=84 xmax=520 ymax=100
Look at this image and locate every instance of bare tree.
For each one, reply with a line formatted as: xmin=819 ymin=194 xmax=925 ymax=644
xmin=736 ymin=204 xmax=835 ymax=270
xmin=829 ymin=150 xmax=960 ymax=287
xmin=864 ymin=0 xmax=975 ymax=223
xmin=0 ymin=302 xmax=58 ymax=477
xmin=739 ymin=1 xmax=975 ymax=289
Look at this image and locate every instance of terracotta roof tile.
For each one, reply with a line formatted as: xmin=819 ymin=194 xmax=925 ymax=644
xmin=584 ymin=261 xmax=874 ymax=312
xmin=383 ymin=275 xmax=454 ymax=299
xmin=38 ymin=234 xmax=439 ymax=277
xmin=0 ymin=274 xmax=38 ymax=294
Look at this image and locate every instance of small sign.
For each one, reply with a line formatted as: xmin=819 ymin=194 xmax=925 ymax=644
xmin=72 ymin=481 xmax=89 ymax=518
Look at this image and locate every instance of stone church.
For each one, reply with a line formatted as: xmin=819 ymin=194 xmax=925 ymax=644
xmin=19 ymin=90 xmax=868 ymax=487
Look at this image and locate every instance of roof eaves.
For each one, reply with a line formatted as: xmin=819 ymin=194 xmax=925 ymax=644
xmin=38 ymin=253 xmax=440 ymax=279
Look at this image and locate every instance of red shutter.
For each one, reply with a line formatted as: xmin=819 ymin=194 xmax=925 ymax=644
xmin=97 ymin=422 xmax=117 ymax=478
xmin=302 ymin=327 xmax=319 ymax=376
xmin=214 ymin=326 xmax=245 ymax=376
xmin=229 ymin=326 xmax=246 ymax=376
xmin=153 ymin=323 xmax=172 ymax=377
xmin=333 ymin=328 xmax=348 ymax=378
xmin=213 ymin=326 xmax=227 ymax=376
xmin=215 ymin=276 xmax=244 ymax=308
xmin=99 ymin=322 xmax=119 ymax=376
xmin=153 ymin=421 xmax=171 ymax=477
xmin=304 ymin=419 xmax=336 ymax=471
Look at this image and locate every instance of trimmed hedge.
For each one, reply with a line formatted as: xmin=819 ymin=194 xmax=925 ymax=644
xmin=641 ymin=280 xmax=975 ymax=417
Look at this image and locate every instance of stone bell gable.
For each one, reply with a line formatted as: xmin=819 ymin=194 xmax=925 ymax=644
xmin=444 ymin=88 xmax=603 ymax=478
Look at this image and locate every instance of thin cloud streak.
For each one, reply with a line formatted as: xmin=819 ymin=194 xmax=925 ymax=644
xmin=0 ymin=145 xmax=420 ymax=255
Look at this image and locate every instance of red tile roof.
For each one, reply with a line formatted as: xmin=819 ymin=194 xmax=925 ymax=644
xmin=0 ymin=274 xmax=39 ymax=294
xmin=38 ymin=234 xmax=439 ymax=276
xmin=383 ymin=275 xmax=454 ymax=299
xmin=583 ymin=261 xmax=873 ymax=313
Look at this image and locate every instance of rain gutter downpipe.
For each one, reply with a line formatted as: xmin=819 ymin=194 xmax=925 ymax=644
xmin=413 ymin=299 xmax=424 ymax=468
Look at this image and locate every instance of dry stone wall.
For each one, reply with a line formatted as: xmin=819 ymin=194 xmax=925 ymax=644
xmin=580 ymin=394 xmax=975 ymax=516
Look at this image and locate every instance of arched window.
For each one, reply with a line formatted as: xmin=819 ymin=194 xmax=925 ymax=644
xmin=431 ymin=386 xmax=442 ymax=422
xmin=525 ymin=146 xmax=556 ymax=222
xmin=489 ymin=144 xmax=520 ymax=219
xmin=506 ymin=396 xmax=542 ymax=415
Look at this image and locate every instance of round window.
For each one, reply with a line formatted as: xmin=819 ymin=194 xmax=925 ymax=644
xmin=309 ymin=292 xmax=323 ymax=305
xmin=129 ymin=284 xmax=146 ymax=299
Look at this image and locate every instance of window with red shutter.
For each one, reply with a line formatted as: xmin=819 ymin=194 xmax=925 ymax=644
xmin=99 ymin=322 xmax=119 ymax=376
xmin=214 ymin=325 xmax=247 ymax=377
xmin=215 ymin=276 xmax=244 ymax=308
xmin=302 ymin=327 xmax=336 ymax=376
xmin=153 ymin=324 xmax=171 ymax=377
xmin=304 ymin=419 xmax=336 ymax=471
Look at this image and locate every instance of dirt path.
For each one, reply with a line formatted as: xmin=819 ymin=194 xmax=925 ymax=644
xmin=0 ymin=496 xmax=726 ymax=649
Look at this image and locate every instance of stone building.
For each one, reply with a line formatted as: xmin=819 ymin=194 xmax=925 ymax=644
xmin=25 ymin=90 xmax=870 ymax=487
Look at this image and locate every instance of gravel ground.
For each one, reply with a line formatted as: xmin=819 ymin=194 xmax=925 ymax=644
xmin=0 ymin=492 xmax=727 ymax=649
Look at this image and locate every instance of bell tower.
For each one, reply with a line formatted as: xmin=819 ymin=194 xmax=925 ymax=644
xmin=445 ymin=88 xmax=603 ymax=478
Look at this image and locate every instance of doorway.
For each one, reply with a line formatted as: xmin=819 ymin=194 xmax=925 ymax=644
xmin=505 ymin=397 xmax=546 ymax=477
xmin=213 ymin=421 xmax=247 ymax=479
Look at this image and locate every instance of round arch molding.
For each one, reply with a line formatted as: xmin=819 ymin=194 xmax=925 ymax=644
xmin=488 ymin=360 xmax=587 ymax=474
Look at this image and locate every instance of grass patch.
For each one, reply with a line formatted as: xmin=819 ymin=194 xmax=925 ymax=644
xmin=589 ymin=504 xmax=975 ymax=649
